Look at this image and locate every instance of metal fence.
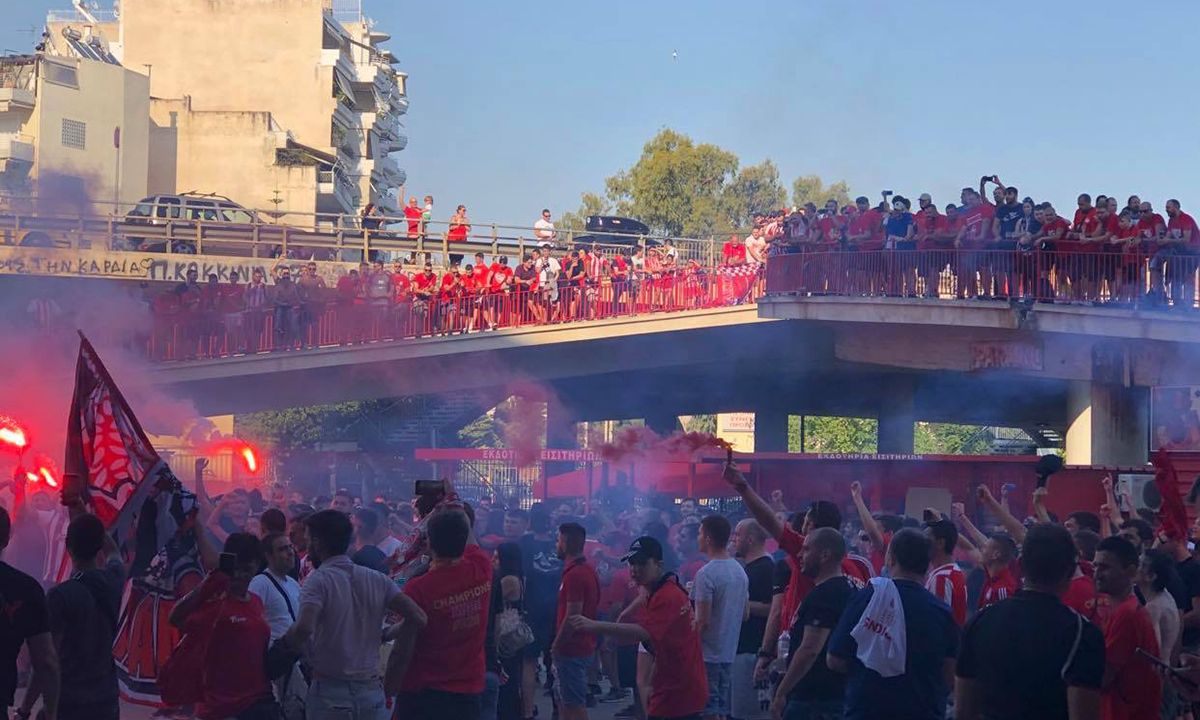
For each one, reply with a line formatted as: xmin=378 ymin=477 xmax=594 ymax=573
xmin=764 ymin=248 xmax=1200 ymax=308
xmin=143 ymin=268 xmax=767 ymax=361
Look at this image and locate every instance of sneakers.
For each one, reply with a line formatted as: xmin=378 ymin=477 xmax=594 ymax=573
xmin=614 ymin=704 xmax=641 ymax=719
xmin=599 ymin=688 xmax=629 ymax=703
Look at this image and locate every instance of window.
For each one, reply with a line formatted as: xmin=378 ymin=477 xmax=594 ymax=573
xmin=61 ymin=118 xmax=86 ymax=149
xmin=42 ymin=62 xmax=78 ymax=88
xmin=154 ymin=197 xmax=181 ymax=219
xmin=221 ymin=207 xmax=254 ymax=223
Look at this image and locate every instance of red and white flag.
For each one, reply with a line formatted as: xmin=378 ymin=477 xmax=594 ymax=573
xmin=53 ymin=333 xmax=165 ymax=581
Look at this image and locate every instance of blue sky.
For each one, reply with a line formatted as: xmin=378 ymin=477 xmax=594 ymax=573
xmin=5 ymin=1 xmax=1200 ymax=229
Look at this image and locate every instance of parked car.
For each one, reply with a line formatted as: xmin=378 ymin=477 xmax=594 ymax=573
xmin=122 ymin=193 xmax=261 ymax=253
xmin=569 ymin=215 xmax=657 ymax=247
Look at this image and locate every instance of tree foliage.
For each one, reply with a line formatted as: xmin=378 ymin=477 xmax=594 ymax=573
xmin=915 ymin=423 xmax=1001 ymax=455
xmin=788 ymin=416 xmax=879 ymax=453
xmin=791 ymin=174 xmax=853 ymax=209
xmin=235 ymin=400 xmax=396 ymax=449
xmin=561 ymin=128 xmax=814 ymax=239
xmin=557 ymin=192 xmax=610 ymax=239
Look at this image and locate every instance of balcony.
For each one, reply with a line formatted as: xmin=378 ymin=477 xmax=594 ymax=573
xmin=385 ymin=133 xmax=407 ymax=153
xmin=0 ymin=134 xmax=34 ymax=177
xmin=0 ymin=88 xmax=35 ymax=113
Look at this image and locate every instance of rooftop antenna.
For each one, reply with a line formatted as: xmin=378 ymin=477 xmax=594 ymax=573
xmin=72 ymin=0 xmax=99 ymax=23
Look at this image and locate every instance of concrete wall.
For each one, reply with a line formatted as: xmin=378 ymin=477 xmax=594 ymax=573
xmin=121 ymin=0 xmax=336 ymax=152
xmin=29 ymin=55 xmax=148 ymax=212
xmin=147 ymin=98 xmax=318 ymax=217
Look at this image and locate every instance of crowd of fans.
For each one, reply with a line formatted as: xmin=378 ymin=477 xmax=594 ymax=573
xmin=141 ymin=240 xmax=757 ymax=359
xmin=757 ymin=177 xmax=1200 ymax=307
xmin=6 ymin=454 xmax=1200 ymax=720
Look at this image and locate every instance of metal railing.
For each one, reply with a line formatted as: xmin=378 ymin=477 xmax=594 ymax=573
xmin=0 ymin=196 xmax=735 ymax=268
xmin=764 ymin=247 xmax=1200 ymax=309
xmin=142 ymin=268 xmax=766 ymax=362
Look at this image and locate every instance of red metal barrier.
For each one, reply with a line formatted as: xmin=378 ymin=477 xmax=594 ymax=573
xmin=765 ymin=248 xmax=1200 ymax=306
xmin=146 ymin=267 xmax=768 ymax=361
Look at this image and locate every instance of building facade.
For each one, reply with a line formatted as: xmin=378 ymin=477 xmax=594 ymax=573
xmin=46 ymin=0 xmax=407 ymax=225
xmin=0 ymin=44 xmax=149 ymax=216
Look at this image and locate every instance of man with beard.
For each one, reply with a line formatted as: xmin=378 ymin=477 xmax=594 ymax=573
xmin=768 ymin=528 xmax=853 ymax=720
xmin=281 ymin=510 xmax=426 ymax=720
xmin=552 ymin=522 xmax=600 ymax=720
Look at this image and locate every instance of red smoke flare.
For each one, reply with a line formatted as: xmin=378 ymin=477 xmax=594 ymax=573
xmin=0 ymin=416 xmax=29 ymax=453
xmin=599 ymin=427 xmax=732 ymax=463
xmin=240 ymin=445 xmax=259 ymax=474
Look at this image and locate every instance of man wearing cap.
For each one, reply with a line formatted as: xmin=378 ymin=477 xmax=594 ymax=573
xmin=565 ymin=536 xmax=708 ymax=720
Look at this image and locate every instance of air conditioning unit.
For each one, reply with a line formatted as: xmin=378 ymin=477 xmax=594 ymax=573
xmin=1119 ymin=473 xmax=1160 ymax=513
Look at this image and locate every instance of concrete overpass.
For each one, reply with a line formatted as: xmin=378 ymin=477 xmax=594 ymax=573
xmin=146 ymin=295 xmax=1200 ymax=466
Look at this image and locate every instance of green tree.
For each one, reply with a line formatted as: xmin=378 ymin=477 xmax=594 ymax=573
xmin=557 ymin=191 xmax=610 ymax=239
xmin=236 ymin=400 xmax=397 ymax=449
xmin=681 ymin=414 xmax=717 ymax=435
xmin=603 ymin=128 xmax=739 ymax=237
xmin=791 ymin=174 xmax=853 ymax=209
xmin=723 ymin=160 xmax=788 ymax=230
xmin=787 ymin=415 xmax=878 ymax=453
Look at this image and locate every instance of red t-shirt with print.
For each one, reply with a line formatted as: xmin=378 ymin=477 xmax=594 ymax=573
xmin=400 ymin=544 xmax=494 ymax=694
xmin=978 ymin=566 xmax=1018 ymax=610
xmin=188 ymin=593 xmax=273 ymax=720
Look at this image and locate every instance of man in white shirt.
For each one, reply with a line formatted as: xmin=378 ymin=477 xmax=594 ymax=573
xmin=692 ymin=515 xmax=749 ymax=720
xmin=249 ymin=532 xmax=302 ymax=707
xmin=249 ymin=532 xmax=301 ymax=642
xmin=282 ymin=509 xmax=427 ymax=720
xmin=536 ymin=244 xmax=561 ymax=312
xmin=534 ymin=209 xmax=556 ymax=244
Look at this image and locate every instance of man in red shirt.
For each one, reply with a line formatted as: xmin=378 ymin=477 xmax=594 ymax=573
xmin=389 ymin=508 xmax=493 ymax=718
xmin=956 ymin=189 xmax=994 ymax=297
xmin=438 ymin=262 xmax=465 ymax=333
xmin=1165 ymin=199 xmax=1199 ymax=310
xmin=1093 ymin=536 xmax=1160 ymax=720
xmin=978 ymin=535 xmax=1019 ymax=610
xmin=924 ymin=519 xmax=968 ymax=626
xmin=552 ymin=522 xmax=600 ymax=720
xmin=469 ymin=252 xmax=493 ymax=331
xmin=566 ymin=536 xmax=708 ymax=720
xmin=722 ymin=235 xmax=747 ymax=266
xmin=1073 ymin=193 xmax=1096 ymax=235
xmin=403 ymin=196 xmax=423 ymax=238
xmin=487 ymin=255 xmax=513 ymax=325
xmin=168 ymin=533 xmax=275 ymax=720
xmin=721 ymin=465 xmax=870 ymax=680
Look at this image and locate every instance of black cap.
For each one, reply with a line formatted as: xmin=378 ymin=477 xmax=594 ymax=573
xmin=621 ymin=536 xmax=663 ymax=563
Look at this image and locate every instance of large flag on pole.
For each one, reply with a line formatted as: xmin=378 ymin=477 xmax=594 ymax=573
xmin=54 ymin=332 xmax=166 ymax=581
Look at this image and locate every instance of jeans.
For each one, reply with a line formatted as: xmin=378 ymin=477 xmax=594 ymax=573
xmin=783 ymin=698 xmax=845 ymax=720
xmin=306 ymin=677 xmax=388 ymax=720
xmin=477 ymin=671 xmax=501 ymax=720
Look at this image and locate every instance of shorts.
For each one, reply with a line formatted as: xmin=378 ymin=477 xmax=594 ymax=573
xmin=617 ymin=644 xmax=638 ymax=689
xmin=702 ymin=661 xmax=732 ymax=716
xmin=731 ymin=653 xmax=770 ymax=720
xmin=525 ymin=613 xmax=555 ymax=658
xmin=554 ymin=652 xmax=594 ymax=708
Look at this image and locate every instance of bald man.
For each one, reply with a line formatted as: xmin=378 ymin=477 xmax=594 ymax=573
xmin=769 ymin=527 xmax=855 ymax=720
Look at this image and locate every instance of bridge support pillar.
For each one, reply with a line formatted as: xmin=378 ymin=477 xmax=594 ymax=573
xmin=878 ymin=375 xmax=916 ymax=454
xmin=1065 ymin=382 xmax=1148 ymax=467
xmin=754 ymin=408 xmax=789 ymax=452
xmin=545 ymin=401 xmax=579 ymax=490
xmin=645 ymin=409 xmax=679 ymax=437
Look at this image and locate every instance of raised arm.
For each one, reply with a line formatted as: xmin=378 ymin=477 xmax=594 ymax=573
xmin=1100 ymin=475 xmax=1124 ymax=531
xmin=954 ymin=501 xmax=990 ymax=550
xmin=850 ymin=481 xmax=885 ymax=551
xmin=976 ymin=485 xmax=1027 ymax=544
xmin=1031 ymin=486 xmax=1052 ymax=524
xmin=723 ymin=463 xmax=784 ymax=539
